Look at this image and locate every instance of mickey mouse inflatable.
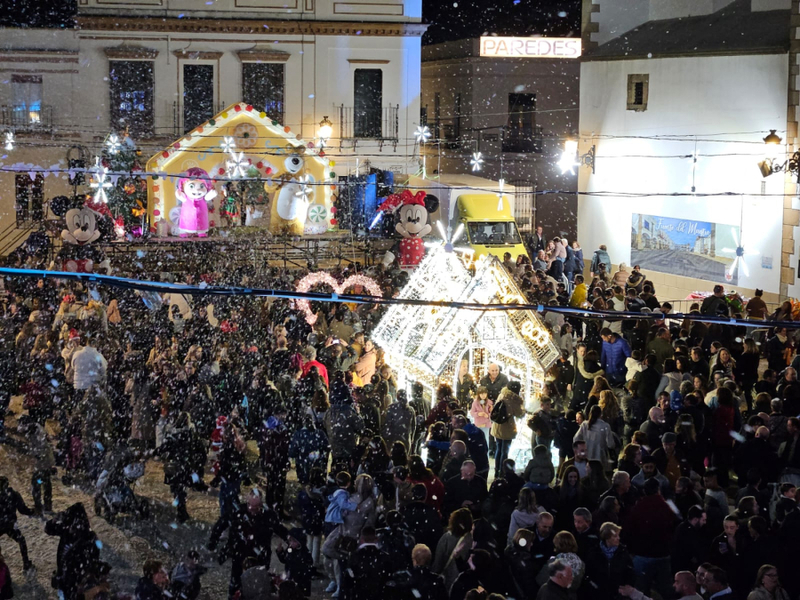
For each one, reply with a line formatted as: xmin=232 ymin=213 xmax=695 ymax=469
xmin=378 ymin=189 xmax=439 ymax=269
xmin=51 ymin=195 xmax=111 ymax=274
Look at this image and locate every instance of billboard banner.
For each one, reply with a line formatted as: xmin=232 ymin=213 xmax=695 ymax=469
xmin=630 ymin=214 xmax=739 ymax=285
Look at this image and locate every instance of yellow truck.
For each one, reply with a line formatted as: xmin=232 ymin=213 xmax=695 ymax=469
xmin=407 ymin=175 xmax=530 ymax=261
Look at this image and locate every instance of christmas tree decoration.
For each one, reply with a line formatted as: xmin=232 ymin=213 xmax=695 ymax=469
xmin=97 ymin=128 xmax=148 ymax=232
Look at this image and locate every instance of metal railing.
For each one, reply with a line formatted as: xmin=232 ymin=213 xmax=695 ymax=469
xmin=337 ymin=104 xmax=399 ymax=141
xmin=1 ymin=105 xmax=54 ymax=131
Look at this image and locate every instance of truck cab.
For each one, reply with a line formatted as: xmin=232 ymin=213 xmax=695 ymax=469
xmin=456 ymin=194 xmax=528 ymax=261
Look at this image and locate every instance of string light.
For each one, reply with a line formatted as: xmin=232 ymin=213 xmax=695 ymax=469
xmin=106 ymin=134 xmax=121 ymax=155
xmin=4 ymin=132 xmax=14 ymax=151
xmin=294 ymin=272 xmax=382 ymax=324
xmin=89 ymin=157 xmax=112 ymax=203
xmin=470 ymin=152 xmax=484 ymax=172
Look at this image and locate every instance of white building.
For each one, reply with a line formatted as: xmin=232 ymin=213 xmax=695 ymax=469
xmin=578 ymin=0 xmax=799 ymax=300
xmin=0 ymin=0 xmax=425 ymax=249
xmin=421 ymin=38 xmax=580 ymax=238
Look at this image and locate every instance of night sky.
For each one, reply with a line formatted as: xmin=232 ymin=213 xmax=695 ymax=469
xmin=0 ymin=0 xmax=581 ymax=43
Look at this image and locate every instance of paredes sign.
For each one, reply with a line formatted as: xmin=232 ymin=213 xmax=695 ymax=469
xmin=480 ymin=36 xmax=581 ymax=59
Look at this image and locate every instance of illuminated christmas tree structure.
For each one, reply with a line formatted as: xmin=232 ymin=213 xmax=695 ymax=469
xmin=372 ymin=246 xmax=560 ymax=408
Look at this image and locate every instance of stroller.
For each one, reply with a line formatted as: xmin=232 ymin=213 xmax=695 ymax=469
xmin=94 ymin=446 xmax=149 ymax=524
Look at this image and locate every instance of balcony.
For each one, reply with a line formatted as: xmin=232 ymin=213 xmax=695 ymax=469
xmin=502 ymin=125 xmax=544 ymax=154
xmin=1 ymin=105 xmax=54 ymax=132
xmin=337 ymin=104 xmax=399 ymax=150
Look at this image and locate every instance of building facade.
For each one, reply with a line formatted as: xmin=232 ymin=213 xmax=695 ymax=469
xmin=0 ymin=0 xmax=425 ymax=249
xmin=578 ymin=0 xmax=800 ymax=300
xmin=421 ymin=38 xmax=580 ymax=239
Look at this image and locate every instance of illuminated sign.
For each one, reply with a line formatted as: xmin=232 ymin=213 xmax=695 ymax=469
xmin=480 ymin=36 xmax=582 ymax=59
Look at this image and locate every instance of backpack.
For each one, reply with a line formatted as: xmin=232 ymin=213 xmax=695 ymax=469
xmin=491 ymin=399 xmax=509 ymax=424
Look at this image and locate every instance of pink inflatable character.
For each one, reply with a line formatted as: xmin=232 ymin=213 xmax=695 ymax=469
xmin=176 ymin=167 xmax=217 ymax=237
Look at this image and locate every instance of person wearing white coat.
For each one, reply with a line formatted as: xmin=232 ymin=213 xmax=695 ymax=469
xmin=573 ymin=405 xmax=615 ymax=470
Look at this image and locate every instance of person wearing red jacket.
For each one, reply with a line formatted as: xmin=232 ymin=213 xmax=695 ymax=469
xmin=623 ymin=478 xmax=677 ymax=600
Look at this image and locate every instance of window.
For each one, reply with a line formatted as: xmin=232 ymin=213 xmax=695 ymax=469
xmin=11 ymin=75 xmax=42 ymax=124
xmin=627 ymin=74 xmax=649 ymax=111
xmin=109 ymin=60 xmax=154 ymax=137
xmin=467 ymin=221 xmax=522 ymax=246
xmin=242 ymin=62 xmax=284 ymax=123
xmin=420 ymin=105 xmax=428 ymax=128
xmin=183 ymin=64 xmax=215 ymax=133
xmin=354 ymin=69 xmax=383 ymax=138
xmin=15 ymin=174 xmax=44 ymax=224
xmin=504 ymin=93 xmax=536 ymax=153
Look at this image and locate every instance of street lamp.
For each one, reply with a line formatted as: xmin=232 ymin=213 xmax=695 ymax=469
xmin=317 ymin=116 xmax=333 ymax=147
xmin=758 ymin=129 xmax=800 ymax=180
xmin=557 ymin=134 xmax=595 ymax=174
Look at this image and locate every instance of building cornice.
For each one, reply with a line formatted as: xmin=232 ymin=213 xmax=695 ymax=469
xmin=172 ymin=50 xmax=224 ymax=60
xmin=581 ymin=47 xmax=788 ymax=62
xmin=77 ymin=15 xmax=428 ymax=37
xmin=104 ymin=45 xmax=159 ymax=59
xmin=236 ymin=48 xmax=291 ymax=62
xmin=0 ymin=49 xmax=79 ymax=64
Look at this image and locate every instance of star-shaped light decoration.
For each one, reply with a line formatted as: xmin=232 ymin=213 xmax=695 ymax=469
xmin=4 ymin=132 xmax=14 ymax=151
xmin=721 ymin=227 xmax=758 ymax=279
xmin=220 ymin=136 xmax=236 ymax=154
xmin=426 ymin=220 xmax=472 ymax=258
xmin=415 ymin=125 xmax=431 ymax=145
xmin=226 ymin=151 xmax=249 ymax=179
xmin=106 ymin=134 xmax=121 ymax=155
xmin=294 ymin=174 xmax=313 ymax=201
xmin=90 ymin=157 xmax=113 ymax=204
xmin=470 ymin=152 xmax=484 ymax=172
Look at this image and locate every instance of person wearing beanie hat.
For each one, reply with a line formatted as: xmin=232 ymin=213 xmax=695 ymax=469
xmin=490 ymin=381 xmax=526 ymax=476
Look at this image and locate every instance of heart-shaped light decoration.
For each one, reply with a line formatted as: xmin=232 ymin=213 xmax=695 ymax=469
xmin=295 ymin=273 xmax=382 ymax=325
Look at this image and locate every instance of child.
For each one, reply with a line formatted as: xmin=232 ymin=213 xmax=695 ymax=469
xmin=469 ymin=387 xmax=493 ymax=447
xmin=276 ymin=528 xmax=314 ymax=597
xmin=626 ymin=349 xmax=644 ymax=381
xmin=170 ymin=550 xmax=207 ymax=600
xmin=322 ymin=472 xmax=357 ymax=595
xmin=298 ymin=469 xmax=325 ymax=566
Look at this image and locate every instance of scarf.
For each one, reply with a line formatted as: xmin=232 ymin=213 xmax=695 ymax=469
xmin=777 ymin=333 xmax=788 ymax=344
xmin=600 ymin=541 xmax=618 ymax=561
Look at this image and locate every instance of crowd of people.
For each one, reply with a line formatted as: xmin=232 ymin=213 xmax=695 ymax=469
xmin=0 ymin=232 xmax=798 ymax=600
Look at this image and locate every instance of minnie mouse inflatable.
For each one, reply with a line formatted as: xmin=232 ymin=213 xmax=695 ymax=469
xmin=51 ymin=195 xmax=111 ymax=274
xmin=378 ymin=189 xmax=439 ymax=269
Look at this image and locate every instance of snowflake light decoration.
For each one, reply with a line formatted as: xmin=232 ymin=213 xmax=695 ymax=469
xmin=226 ymin=151 xmax=249 ymax=179
xmin=89 ymin=157 xmax=112 ymax=204
xmin=470 ymin=152 xmax=484 ymax=172
xmin=220 ymin=136 xmax=236 ymax=154
xmin=415 ymin=126 xmax=431 ymax=144
xmin=106 ymin=134 xmax=121 ymax=155
xmin=295 ymin=175 xmax=313 ymax=200
xmin=721 ymin=227 xmax=758 ymax=279
xmin=4 ymin=132 xmax=14 ymax=151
